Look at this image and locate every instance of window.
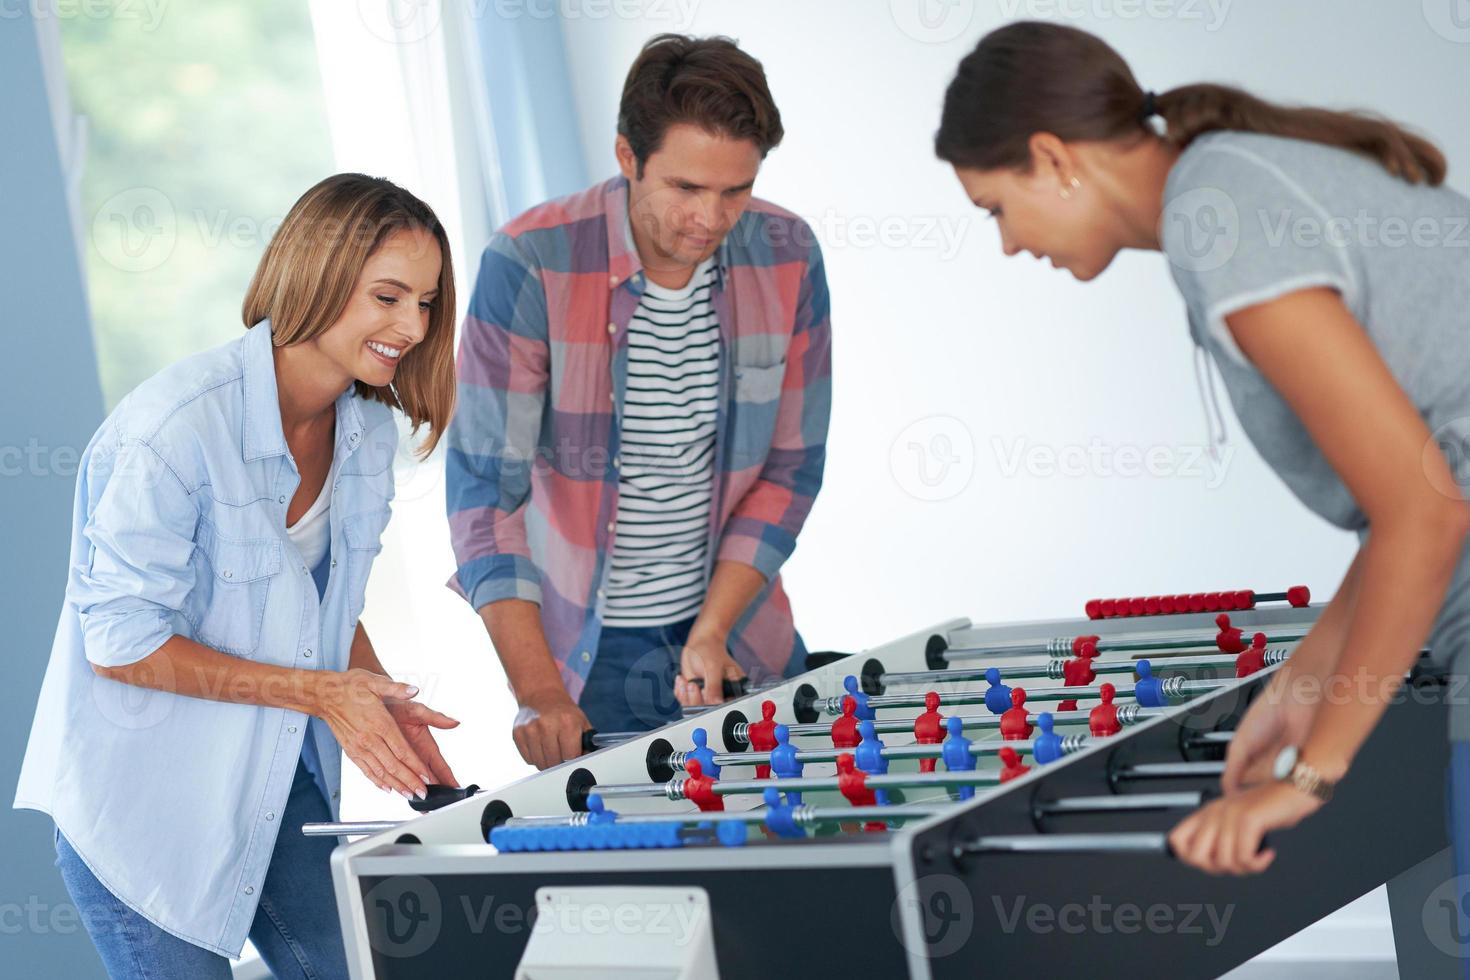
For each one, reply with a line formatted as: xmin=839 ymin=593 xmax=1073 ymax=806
xmin=60 ymin=0 xmax=334 ymax=406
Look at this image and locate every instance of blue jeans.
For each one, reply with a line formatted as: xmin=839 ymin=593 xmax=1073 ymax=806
xmin=579 ymin=618 xmax=808 ymax=733
xmin=1446 ymin=741 xmax=1470 ymax=977
xmin=580 ymin=618 xmax=696 ymax=733
xmin=55 ymin=757 xmax=347 ymax=980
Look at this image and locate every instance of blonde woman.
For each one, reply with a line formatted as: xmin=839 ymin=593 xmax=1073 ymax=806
xmin=15 ymin=174 xmax=459 ymax=978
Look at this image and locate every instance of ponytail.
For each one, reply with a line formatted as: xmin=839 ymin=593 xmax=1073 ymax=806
xmin=935 ymin=21 xmax=1444 ymax=186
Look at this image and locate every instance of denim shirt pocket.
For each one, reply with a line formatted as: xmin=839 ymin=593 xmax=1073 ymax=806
xmin=342 ymin=509 xmax=390 ymax=625
xmin=728 ymin=359 xmax=787 ymax=472
xmin=186 ymin=518 xmax=281 ymax=656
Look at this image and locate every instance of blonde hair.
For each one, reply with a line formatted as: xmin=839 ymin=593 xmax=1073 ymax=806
xmin=242 ymin=173 xmax=457 ymax=459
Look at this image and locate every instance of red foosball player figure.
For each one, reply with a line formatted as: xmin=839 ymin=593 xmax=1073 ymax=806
xmin=683 ymin=759 xmax=724 ymax=812
xmin=1235 ymin=632 xmax=1268 ymax=677
xmin=831 ymin=694 xmax=861 ymax=749
xmin=836 ymin=753 xmax=885 ymax=832
xmin=1000 ymin=688 xmax=1033 ymax=740
xmin=913 ymin=691 xmax=944 ymax=773
xmin=1057 ymin=638 xmax=1099 ymax=712
xmin=1215 ymin=613 xmax=1245 ymax=654
xmin=1089 ymin=682 xmax=1121 ymax=737
xmin=748 ymin=700 xmax=779 ymax=778
xmin=998 ymin=746 xmax=1030 ymax=783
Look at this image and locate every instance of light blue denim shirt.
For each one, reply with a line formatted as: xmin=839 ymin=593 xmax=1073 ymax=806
xmin=14 ymin=320 xmax=398 ymax=956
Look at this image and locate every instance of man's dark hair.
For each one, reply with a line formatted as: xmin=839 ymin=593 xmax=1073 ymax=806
xmin=617 ymin=34 xmax=784 ymax=177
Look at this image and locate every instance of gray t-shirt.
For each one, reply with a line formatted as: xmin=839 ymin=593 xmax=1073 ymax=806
xmin=1162 ymin=131 xmax=1470 ymax=733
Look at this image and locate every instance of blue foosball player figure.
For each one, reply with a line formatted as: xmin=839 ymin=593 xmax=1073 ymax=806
xmin=941 ymin=716 xmax=977 ymax=800
xmin=984 ymin=667 xmax=1012 ymax=715
xmin=770 ymin=724 xmax=804 ymax=804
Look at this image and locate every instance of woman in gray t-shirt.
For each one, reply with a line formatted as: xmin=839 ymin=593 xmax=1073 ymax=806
xmin=936 ymin=22 xmax=1470 ymax=884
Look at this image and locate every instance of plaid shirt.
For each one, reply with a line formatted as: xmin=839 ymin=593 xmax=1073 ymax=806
xmin=446 ymin=176 xmax=832 ymax=698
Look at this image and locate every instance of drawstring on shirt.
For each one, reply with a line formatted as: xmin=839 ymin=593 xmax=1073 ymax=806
xmin=1193 ymin=341 xmax=1230 ymax=463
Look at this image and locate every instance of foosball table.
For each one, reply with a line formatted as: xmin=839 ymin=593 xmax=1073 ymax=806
xmin=316 ymin=587 xmax=1458 ymax=979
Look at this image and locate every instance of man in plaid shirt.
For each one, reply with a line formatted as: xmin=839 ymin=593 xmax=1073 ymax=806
xmin=446 ymin=34 xmax=832 ymax=768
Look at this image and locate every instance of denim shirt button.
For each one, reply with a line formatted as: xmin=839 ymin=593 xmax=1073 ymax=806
xmin=244 ymin=886 xmax=255 ymax=895
xmin=265 ymin=812 xmax=275 ymax=822
xmin=277 ymin=495 xmax=286 ymax=504
xmin=222 ymin=570 xmax=233 ymax=580
xmin=303 ymin=649 xmax=312 ymax=659
xmin=580 ymin=651 xmax=591 ymax=662
xmin=288 ymin=726 xmax=297 ymax=734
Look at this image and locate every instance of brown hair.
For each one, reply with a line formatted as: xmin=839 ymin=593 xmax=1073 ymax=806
xmin=618 ymin=33 xmax=784 ymax=176
xmin=241 ymin=173 xmax=456 ymax=460
xmin=935 ymin=21 xmax=1444 ymax=185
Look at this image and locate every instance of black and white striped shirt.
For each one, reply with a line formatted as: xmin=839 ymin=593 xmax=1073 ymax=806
xmin=602 ymin=259 xmax=720 ymax=627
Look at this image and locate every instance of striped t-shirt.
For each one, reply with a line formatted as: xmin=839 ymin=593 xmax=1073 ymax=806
xmin=602 ymin=258 xmax=720 ymax=627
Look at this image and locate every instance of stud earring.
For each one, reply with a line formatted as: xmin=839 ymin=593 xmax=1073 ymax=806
xmin=1059 ymin=176 xmax=1080 ymax=200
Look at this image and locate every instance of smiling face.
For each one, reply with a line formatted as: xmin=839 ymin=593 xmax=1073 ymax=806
xmin=311 ymin=227 xmax=443 ymax=387
xmin=953 ymin=158 xmax=1122 ymax=282
xmin=617 ymin=122 xmax=762 ymax=283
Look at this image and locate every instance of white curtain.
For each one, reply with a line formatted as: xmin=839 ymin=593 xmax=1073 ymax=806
xmin=303 ymin=0 xmax=533 ymax=824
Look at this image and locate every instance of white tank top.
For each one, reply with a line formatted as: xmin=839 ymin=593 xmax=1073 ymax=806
xmin=286 ymin=462 xmax=335 ymax=571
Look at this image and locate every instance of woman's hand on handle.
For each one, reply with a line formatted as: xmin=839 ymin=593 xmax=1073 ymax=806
xmin=386 ymin=700 xmax=461 ymax=787
xmin=312 ymin=668 xmax=436 ymax=799
xmin=1220 ymin=674 xmax=1317 ymax=794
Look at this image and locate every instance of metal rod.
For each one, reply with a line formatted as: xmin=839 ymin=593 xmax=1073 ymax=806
xmin=687 ymin=770 xmax=1003 ymax=798
xmin=959 ymin=832 xmax=1169 ymax=856
xmin=588 ymin=731 xmax=642 ymax=748
xmin=505 ymin=803 xmax=948 ymax=830
xmin=823 ymin=677 xmax=1225 ymax=715
xmin=1115 ymin=761 xmax=1226 ymax=780
xmin=1034 ymin=792 xmax=1204 ymax=816
xmin=677 ymin=733 xmax=1090 ymax=771
xmin=941 ymin=629 xmax=1308 ymax=662
xmin=732 ymin=704 xmax=1163 ymax=744
xmin=876 ymin=648 xmax=1285 ymax=690
xmin=301 ymin=821 xmax=404 ymax=837
xmin=590 ymin=783 xmax=676 ymax=801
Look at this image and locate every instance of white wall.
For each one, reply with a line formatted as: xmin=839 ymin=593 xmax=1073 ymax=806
xmin=557 ymin=0 xmax=1469 ymax=655
xmin=550 ymin=0 xmax=1470 ymax=964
